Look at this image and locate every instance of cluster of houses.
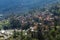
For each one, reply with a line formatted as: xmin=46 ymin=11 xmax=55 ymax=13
xmin=16 ymin=10 xmax=59 ymax=31
xmin=0 ymin=9 xmax=59 ymax=40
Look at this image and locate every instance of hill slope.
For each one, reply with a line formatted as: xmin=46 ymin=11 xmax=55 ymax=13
xmin=0 ymin=0 xmax=59 ymax=15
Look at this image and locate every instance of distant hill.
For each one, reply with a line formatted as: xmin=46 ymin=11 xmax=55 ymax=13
xmin=0 ymin=0 xmax=59 ymax=16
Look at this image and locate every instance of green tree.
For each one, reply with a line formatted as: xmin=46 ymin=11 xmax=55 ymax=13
xmin=9 ymin=14 xmax=21 ymax=29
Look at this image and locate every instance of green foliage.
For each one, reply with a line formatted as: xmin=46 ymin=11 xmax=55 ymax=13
xmin=0 ymin=20 xmax=10 ymax=29
xmin=9 ymin=14 xmax=21 ymax=29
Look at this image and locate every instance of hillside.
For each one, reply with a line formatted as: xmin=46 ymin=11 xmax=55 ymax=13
xmin=0 ymin=0 xmax=60 ymax=17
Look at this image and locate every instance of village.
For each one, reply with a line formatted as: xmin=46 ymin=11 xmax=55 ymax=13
xmin=0 ymin=8 xmax=60 ymax=40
